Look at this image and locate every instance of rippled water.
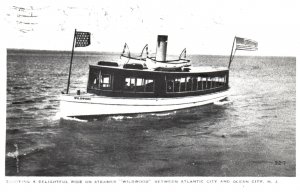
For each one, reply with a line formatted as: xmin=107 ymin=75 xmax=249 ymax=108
xmin=6 ymin=49 xmax=296 ymax=176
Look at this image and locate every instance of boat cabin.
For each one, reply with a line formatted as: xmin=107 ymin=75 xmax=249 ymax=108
xmin=87 ymin=64 xmax=229 ymax=98
xmin=86 ymin=35 xmax=229 ymax=98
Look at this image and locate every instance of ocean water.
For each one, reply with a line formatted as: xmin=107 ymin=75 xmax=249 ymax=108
xmin=6 ymin=49 xmax=296 ymax=176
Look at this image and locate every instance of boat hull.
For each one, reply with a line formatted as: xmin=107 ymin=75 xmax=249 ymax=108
xmin=59 ymin=90 xmax=229 ymax=118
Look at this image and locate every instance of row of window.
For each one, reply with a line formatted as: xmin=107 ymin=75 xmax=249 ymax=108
xmin=124 ymin=77 xmax=154 ymax=92
xmin=166 ymin=76 xmax=227 ymax=93
xmin=90 ymin=74 xmax=155 ymax=93
xmin=89 ymin=72 xmax=227 ymax=93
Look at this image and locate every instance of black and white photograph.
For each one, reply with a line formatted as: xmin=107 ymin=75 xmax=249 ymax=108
xmin=2 ymin=0 xmax=299 ymax=190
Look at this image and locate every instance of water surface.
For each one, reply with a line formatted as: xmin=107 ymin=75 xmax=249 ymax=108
xmin=6 ymin=49 xmax=296 ymax=176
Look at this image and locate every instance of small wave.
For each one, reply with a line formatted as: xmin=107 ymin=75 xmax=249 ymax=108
xmin=7 ymin=61 xmax=17 ymax=64
xmin=172 ymin=131 xmax=209 ymax=138
xmin=13 ymin=86 xmax=32 ymax=90
xmin=60 ymin=116 xmax=88 ymax=122
xmin=252 ymin=66 xmax=260 ymax=70
xmin=24 ymin=130 xmax=58 ymax=136
xmin=50 ymin=73 xmax=68 ymax=77
xmin=214 ymin=100 xmax=233 ymax=106
xmin=195 ymin=131 xmax=213 ymax=135
xmin=264 ymin=107 xmax=278 ymax=111
xmin=12 ymin=96 xmax=48 ymax=105
xmin=49 ymin=99 xmax=58 ymax=103
xmin=110 ymin=115 xmax=127 ymax=120
xmin=43 ymin=105 xmax=55 ymax=110
xmin=6 ymin=116 xmax=21 ymax=121
xmin=24 ymin=131 xmax=46 ymax=135
xmin=259 ymin=115 xmax=277 ymax=119
xmin=26 ymin=107 xmax=40 ymax=111
xmin=41 ymin=85 xmax=52 ymax=89
xmin=166 ymin=144 xmax=193 ymax=149
xmin=228 ymin=130 xmax=249 ymax=138
xmin=150 ymin=111 xmax=177 ymax=117
xmin=209 ymin=132 xmax=228 ymax=138
xmin=7 ymin=87 xmax=13 ymax=93
xmin=12 ymin=100 xmax=35 ymax=105
xmin=9 ymin=108 xmax=24 ymax=113
xmin=7 ymin=115 xmax=34 ymax=120
xmin=7 ymin=128 xmax=24 ymax=134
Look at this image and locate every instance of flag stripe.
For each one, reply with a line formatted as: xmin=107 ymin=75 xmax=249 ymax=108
xmin=235 ymin=37 xmax=258 ymax=51
xmin=236 ymin=48 xmax=258 ymax=51
xmin=236 ymin=45 xmax=258 ymax=49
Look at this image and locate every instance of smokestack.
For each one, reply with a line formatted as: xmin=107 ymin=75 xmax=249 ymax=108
xmin=155 ymin=35 xmax=168 ymax=62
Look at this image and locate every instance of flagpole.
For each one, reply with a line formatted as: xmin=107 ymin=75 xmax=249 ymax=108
xmin=228 ymin=36 xmax=236 ymax=69
xmin=66 ymin=29 xmax=77 ymax=94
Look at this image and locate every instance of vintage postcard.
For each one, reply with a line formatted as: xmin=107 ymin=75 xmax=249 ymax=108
xmin=1 ymin=0 xmax=299 ymax=191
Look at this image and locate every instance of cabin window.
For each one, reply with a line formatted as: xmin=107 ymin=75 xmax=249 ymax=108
xmin=180 ymin=77 xmax=186 ymax=92
xmin=215 ymin=77 xmax=219 ymax=87
xmin=89 ymin=73 xmax=99 ymax=89
xmin=186 ymin=77 xmax=192 ymax=91
xmin=211 ymin=77 xmax=215 ymax=88
xmin=192 ymin=77 xmax=197 ymax=91
xmin=219 ymin=77 xmax=224 ymax=87
xmin=216 ymin=76 xmax=226 ymax=87
xmin=167 ymin=79 xmax=174 ymax=92
xmin=165 ymin=73 xmax=227 ymax=94
xmin=207 ymin=77 xmax=212 ymax=89
xmin=167 ymin=77 xmax=199 ymax=93
xmin=215 ymin=77 xmax=221 ymax=87
xmin=219 ymin=77 xmax=224 ymax=83
xmin=136 ymin=78 xmax=143 ymax=86
xmin=136 ymin=78 xmax=144 ymax=92
xmin=174 ymin=78 xmax=180 ymax=92
xmin=124 ymin=77 xmax=136 ymax=91
xmin=144 ymin=79 xmax=154 ymax=92
xmin=100 ymin=74 xmax=112 ymax=89
xmin=88 ymin=70 xmax=112 ymax=90
xmin=124 ymin=77 xmax=154 ymax=93
xmin=197 ymin=77 xmax=202 ymax=90
xmin=196 ymin=76 xmax=225 ymax=90
xmin=167 ymin=77 xmax=186 ymax=92
xmin=202 ymin=77 xmax=207 ymax=90
xmin=213 ymin=77 xmax=217 ymax=87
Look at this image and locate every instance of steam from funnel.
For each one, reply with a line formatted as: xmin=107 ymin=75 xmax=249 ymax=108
xmin=156 ymin=35 xmax=168 ymax=62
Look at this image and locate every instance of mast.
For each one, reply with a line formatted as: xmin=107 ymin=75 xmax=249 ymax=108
xmin=66 ymin=29 xmax=77 ymax=94
xmin=228 ymin=36 xmax=236 ymax=69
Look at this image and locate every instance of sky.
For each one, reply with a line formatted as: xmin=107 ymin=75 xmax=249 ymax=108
xmin=3 ymin=0 xmax=300 ymax=56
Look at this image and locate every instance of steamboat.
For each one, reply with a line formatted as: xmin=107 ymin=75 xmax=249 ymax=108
xmin=60 ymin=33 xmax=257 ymax=118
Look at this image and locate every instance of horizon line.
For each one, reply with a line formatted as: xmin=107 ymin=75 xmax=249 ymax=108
xmin=6 ymin=48 xmax=296 ymax=58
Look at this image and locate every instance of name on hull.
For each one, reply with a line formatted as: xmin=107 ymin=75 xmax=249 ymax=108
xmin=74 ymin=96 xmax=91 ymax=100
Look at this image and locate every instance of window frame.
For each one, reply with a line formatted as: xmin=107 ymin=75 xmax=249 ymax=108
xmin=124 ymin=77 xmax=155 ymax=93
xmin=100 ymin=73 xmax=112 ymax=90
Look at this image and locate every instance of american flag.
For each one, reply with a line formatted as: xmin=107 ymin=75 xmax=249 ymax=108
xmin=75 ymin=31 xmax=91 ymax=47
xmin=235 ymin=37 xmax=258 ymax=51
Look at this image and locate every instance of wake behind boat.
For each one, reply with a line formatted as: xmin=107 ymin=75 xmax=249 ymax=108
xmin=59 ymin=31 xmax=257 ymax=118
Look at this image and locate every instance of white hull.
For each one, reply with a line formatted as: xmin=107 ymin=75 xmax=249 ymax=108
xmin=59 ymin=90 xmax=229 ymax=117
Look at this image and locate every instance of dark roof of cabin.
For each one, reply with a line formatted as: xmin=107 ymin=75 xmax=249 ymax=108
xmin=90 ymin=64 xmax=229 ymax=74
